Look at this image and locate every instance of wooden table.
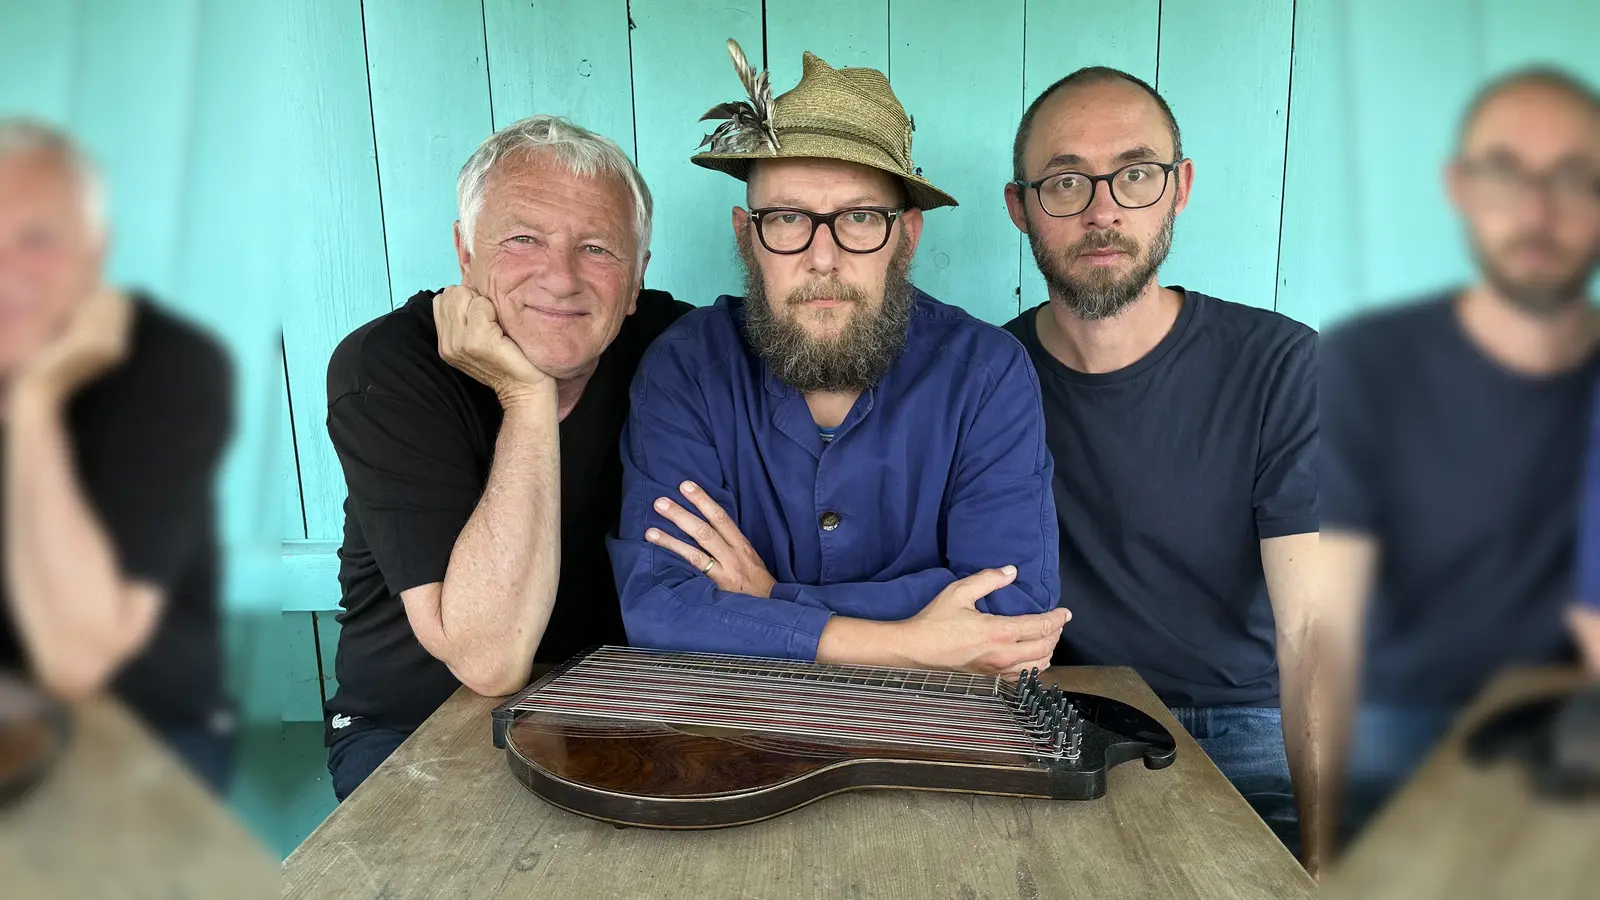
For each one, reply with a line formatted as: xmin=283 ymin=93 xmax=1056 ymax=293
xmin=0 ymin=698 xmax=277 ymax=900
xmin=1329 ymin=668 xmax=1599 ymax=900
xmin=285 ymin=665 xmax=1312 ymax=899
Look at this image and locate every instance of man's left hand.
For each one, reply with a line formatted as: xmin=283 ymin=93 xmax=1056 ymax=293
xmin=645 ymin=481 xmax=777 ymax=598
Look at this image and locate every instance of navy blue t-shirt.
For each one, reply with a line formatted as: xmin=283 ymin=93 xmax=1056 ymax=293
xmin=1005 ymin=289 xmax=1318 ymax=709
xmin=1322 ymin=294 xmax=1596 ymax=707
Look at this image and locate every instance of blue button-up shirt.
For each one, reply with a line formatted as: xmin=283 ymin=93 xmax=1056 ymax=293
xmin=609 ymin=289 xmax=1061 ymax=660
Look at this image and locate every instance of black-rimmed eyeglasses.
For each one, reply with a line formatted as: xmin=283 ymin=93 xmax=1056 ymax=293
xmin=746 ymin=206 xmax=908 ymax=254
xmin=1012 ymin=160 xmax=1183 ymax=218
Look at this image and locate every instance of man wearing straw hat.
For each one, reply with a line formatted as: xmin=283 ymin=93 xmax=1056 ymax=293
xmin=609 ymin=43 xmax=1069 ymax=675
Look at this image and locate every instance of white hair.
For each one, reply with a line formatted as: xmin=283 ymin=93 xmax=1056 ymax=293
xmin=456 ymin=115 xmax=652 ymax=275
xmin=0 ymin=118 xmax=108 ymax=241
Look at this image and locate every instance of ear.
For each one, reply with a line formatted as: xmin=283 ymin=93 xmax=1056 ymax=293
xmin=1171 ymin=159 xmax=1196 ymax=217
xmin=1445 ymin=158 xmax=1469 ymax=212
xmin=453 ymin=221 xmax=472 ymax=280
xmin=1004 ymin=183 xmax=1030 ymax=234
xmin=731 ymin=205 xmax=748 ymax=236
xmin=898 ymin=207 xmax=924 ymax=257
xmin=630 ymin=252 xmax=650 ymax=315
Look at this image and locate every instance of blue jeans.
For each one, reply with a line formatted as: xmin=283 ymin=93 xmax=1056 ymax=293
xmin=1170 ymin=705 xmax=1299 ymax=858
xmin=327 ymin=725 xmax=409 ymax=801
xmin=1341 ymin=704 xmax=1456 ymax=843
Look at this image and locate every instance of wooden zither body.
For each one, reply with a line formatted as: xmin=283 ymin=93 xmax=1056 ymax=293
xmin=491 ymin=646 xmax=1177 ymax=829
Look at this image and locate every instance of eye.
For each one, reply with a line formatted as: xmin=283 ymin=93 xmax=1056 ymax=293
xmin=1123 ymin=168 xmax=1147 ymax=182
xmin=581 ymin=244 xmax=613 ymax=257
xmin=509 ymin=235 xmax=539 ymax=245
xmin=846 ymin=211 xmax=873 ymax=224
xmin=1052 ymin=174 xmax=1083 ymax=191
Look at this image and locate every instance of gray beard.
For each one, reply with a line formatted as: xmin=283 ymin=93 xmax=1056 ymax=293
xmin=737 ymin=232 xmax=916 ymax=393
xmin=1030 ymin=204 xmax=1176 ymax=321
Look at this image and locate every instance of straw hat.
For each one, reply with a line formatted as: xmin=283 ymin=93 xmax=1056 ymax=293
xmin=691 ymin=41 xmax=958 ymax=210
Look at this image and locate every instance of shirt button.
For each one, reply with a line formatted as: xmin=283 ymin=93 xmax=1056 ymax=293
xmin=819 ymin=511 xmax=842 ymax=531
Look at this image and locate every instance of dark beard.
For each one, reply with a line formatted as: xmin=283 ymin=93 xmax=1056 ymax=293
xmin=1029 ymin=203 xmax=1176 ymax=321
xmin=737 ymin=231 xmax=916 ymax=393
xmin=1473 ymin=231 xmax=1598 ymax=317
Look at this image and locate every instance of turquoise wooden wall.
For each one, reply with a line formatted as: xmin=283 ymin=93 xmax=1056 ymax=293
xmin=4 ymin=1 xmax=1594 ymax=724
xmin=0 ymin=0 xmax=286 ymax=721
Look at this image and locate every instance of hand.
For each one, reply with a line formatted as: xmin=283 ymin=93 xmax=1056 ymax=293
xmin=1569 ymin=604 xmax=1600 ymax=674
xmin=14 ymin=285 xmax=131 ymax=404
xmin=645 ymin=481 xmax=777 ymax=598
xmin=433 ymin=285 xmax=552 ymax=406
xmin=895 ymin=567 xmax=1071 ymax=676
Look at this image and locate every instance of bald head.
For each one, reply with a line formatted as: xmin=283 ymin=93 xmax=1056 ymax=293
xmin=1014 ymin=67 xmax=1181 ymax=180
xmin=1457 ymin=68 xmax=1600 ymax=155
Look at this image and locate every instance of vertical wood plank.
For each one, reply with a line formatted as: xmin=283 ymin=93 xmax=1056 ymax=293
xmin=1276 ymin=0 xmax=1354 ymax=329
xmin=483 ymin=0 xmax=635 ymax=147
xmin=283 ymin=612 xmax=324 ymax=722
xmin=628 ymin=0 xmax=763 ymax=303
xmin=1018 ymin=0 xmax=1161 ymax=313
xmin=173 ymin=0 xmax=289 ymax=561
xmin=0 ymin=0 xmax=78 ymax=122
xmin=764 ymin=0 xmax=889 ymax=91
xmin=1155 ymin=0 xmax=1294 ymax=311
xmin=891 ymin=0 xmax=1026 ymax=324
xmin=68 ymin=0 xmax=201 ymax=300
xmin=315 ymin=612 xmax=342 ymax=702
xmin=363 ymin=0 xmax=492 ymax=307
xmin=1481 ymin=0 xmax=1600 ymax=84
xmin=282 ymin=0 xmax=393 ymax=541
xmin=1344 ymin=0 xmax=1479 ymax=306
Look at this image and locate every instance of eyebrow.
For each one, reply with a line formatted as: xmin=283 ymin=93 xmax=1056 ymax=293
xmin=1039 ymin=145 xmax=1165 ymax=173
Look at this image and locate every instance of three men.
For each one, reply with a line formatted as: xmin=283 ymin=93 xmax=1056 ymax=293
xmin=609 ymin=48 xmax=1068 ymax=673
xmin=0 ymin=120 xmax=234 ymax=790
xmin=1001 ymin=69 xmax=1322 ymax=864
xmin=322 ymin=116 xmax=688 ymax=798
xmin=1323 ymin=68 xmax=1600 ymax=841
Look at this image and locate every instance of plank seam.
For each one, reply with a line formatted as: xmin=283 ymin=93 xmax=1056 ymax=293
xmin=480 ymin=0 xmax=497 ymax=130
xmin=1271 ymin=0 xmax=1299 ymax=314
xmin=282 ymin=337 xmax=310 ymax=540
xmin=625 ymin=0 xmax=640 ymax=162
xmin=311 ymin=611 xmax=329 ymax=709
xmin=357 ymin=0 xmax=397 ymax=309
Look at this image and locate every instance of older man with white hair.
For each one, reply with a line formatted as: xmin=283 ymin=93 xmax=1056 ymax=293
xmin=322 ymin=115 xmax=688 ymax=799
xmin=0 ymin=119 xmax=234 ymax=790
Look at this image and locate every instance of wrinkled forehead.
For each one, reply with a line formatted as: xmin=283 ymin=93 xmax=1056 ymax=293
xmin=1024 ymin=81 xmax=1176 ymax=174
xmin=747 ymin=157 xmax=905 ymax=209
xmin=0 ymin=149 xmax=92 ymax=227
xmin=1462 ymin=84 xmax=1600 ymax=169
xmin=480 ymin=150 xmax=635 ymax=232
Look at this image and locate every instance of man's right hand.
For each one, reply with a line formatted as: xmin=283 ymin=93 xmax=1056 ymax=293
xmin=894 ymin=566 xmax=1071 ymax=677
xmin=433 ymin=285 xmax=552 ymax=406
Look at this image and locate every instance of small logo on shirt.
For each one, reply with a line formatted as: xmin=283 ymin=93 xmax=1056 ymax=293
xmin=331 ymin=714 xmax=357 ymax=730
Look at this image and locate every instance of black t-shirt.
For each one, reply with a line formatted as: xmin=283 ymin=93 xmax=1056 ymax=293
xmin=0 ymin=295 xmax=232 ymax=727
xmin=323 ymin=288 xmax=690 ymax=741
xmin=1005 ymin=289 xmax=1319 ymax=709
xmin=1322 ymin=294 xmax=1597 ymax=707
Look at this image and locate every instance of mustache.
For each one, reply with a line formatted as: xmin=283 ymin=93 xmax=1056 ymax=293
xmin=1501 ymin=232 xmax=1565 ymax=256
xmin=784 ymin=278 xmax=871 ymax=306
xmin=1069 ymin=230 xmax=1141 ymax=256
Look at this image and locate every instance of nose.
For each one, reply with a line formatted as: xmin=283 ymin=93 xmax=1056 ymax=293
xmin=801 ymin=221 xmax=841 ymax=276
xmin=1078 ymin=179 xmax=1123 ymax=229
xmin=537 ymin=241 xmax=582 ymax=297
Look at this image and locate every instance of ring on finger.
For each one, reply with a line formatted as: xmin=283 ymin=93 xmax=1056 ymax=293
xmin=701 ymin=557 xmax=717 ymax=575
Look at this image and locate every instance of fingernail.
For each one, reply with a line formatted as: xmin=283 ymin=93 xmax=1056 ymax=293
xmin=681 ymin=481 xmax=696 ymax=493
xmin=645 ymin=529 xmax=659 ymax=541
xmin=654 ymin=498 xmax=668 ymax=511
xmin=1002 ymin=565 xmax=1017 ymax=576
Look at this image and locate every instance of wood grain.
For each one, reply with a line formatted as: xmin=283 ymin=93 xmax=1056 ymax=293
xmin=285 ymin=665 xmax=1313 ymax=899
xmin=1328 ymin=668 xmax=1600 ymax=900
xmin=0 ymin=698 xmax=276 ymax=900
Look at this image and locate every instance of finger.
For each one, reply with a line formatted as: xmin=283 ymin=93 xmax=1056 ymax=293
xmin=991 ymin=635 xmax=1061 ymax=673
xmin=644 ymin=527 xmax=714 ymax=573
xmin=1007 ymin=606 xmax=1072 ymax=642
xmin=944 ymin=566 xmax=1017 ymax=608
xmin=678 ymin=481 xmax=744 ymax=547
xmin=652 ymin=498 xmax=727 ymax=555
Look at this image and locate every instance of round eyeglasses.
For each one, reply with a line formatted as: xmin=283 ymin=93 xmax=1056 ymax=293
xmin=1012 ymin=160 xmax=1183 ymax=218
xmin=746 ymin=206 xmax=908 ymax=254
